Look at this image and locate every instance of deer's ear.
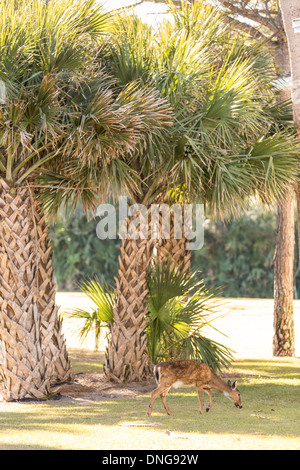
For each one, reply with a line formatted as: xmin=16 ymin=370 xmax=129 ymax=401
xmin=227 ymin=380 xmax=232 ymax=387
xmin=232 ymin=381 xmax=237 ymax=390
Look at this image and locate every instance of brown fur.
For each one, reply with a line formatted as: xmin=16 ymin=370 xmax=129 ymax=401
xmin=148 ymin=360 xmax=242 ymax=416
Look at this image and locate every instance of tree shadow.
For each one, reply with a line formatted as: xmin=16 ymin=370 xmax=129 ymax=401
xmin=0 ymin=379 xmax=299 ymax=444
xmin=0 ymin=357 xmax=299 ymax=448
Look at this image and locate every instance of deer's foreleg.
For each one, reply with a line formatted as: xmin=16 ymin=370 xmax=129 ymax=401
xmin=148 ymin=384 xmax=169 ymax=417
xmin=160 ymin=387 xmax=172 ymax=415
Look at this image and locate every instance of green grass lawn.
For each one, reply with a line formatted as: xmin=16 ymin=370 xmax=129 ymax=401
xmin=0 ymin=354 xmax=299 ymax=450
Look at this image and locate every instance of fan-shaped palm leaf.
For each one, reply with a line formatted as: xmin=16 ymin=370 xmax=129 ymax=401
xmin=146 ymin=259 xmax=233 ymax=370
xmin=66 ymin=277 xmax=114 ymax=351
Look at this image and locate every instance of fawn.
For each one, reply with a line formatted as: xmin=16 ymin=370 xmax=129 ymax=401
xmin=148 ymin=360 xmax=242 ymax=416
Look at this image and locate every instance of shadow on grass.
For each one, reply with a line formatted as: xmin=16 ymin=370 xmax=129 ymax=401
xmin=233 ymin=358 xmax=300 ymax=379
xmin=0 ymin=357 xmax=299 ymax=450
xmin=0 ymin=379 xmax=299 ymax=442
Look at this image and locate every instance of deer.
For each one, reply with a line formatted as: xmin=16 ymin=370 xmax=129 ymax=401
xmin=147 ymin=360 xmax=242 ymax=416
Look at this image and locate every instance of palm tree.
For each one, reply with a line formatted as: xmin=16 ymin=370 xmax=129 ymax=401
xmin=274 ymin=0 xmax=300 ymax=356
xmin=100 ymin=1 xmax=299 ymax=382
xmin=40 ymin=80 xmax=173 ymax=385
xmin=0 ymin=0 xmax=173 ymax=400
xmin=201 ymin=0 xmax=297 ymax=359
xmin=0 ymin=0 xmax=109 ymax=400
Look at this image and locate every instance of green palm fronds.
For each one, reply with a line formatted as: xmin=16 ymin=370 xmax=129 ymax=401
xmin=78 ymin=277 xmax=114 ymax=323
xmin=0 ymin=0 xmax=110 ymax=182
xmin=108 ymin=13 xmax=154 ymax=85
xmin=106 ymin=1 xmax=299 ymax=216
xmin=66 ymin=277 xmax=114 ymax=351
xmin=146 ymin=259 xmax=233 ymax=370
xmin=69 ymin=263 xmax=233 ymax=371
xmin=0 ymin=0 xmax=174 ymax=217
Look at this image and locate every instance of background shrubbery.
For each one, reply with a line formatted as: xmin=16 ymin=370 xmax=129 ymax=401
xmin=49 ymin=210 xmax=121 ymax=290
xmin=193 ymin=206 xmax=277 ymax=298
xmin=49 ymin=204 xmax=300 ymax=298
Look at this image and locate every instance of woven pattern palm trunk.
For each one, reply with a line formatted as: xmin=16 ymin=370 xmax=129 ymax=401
xmin=157 ymin=207 xmax=191 ymax=273
xmin=105 ymin=211 xmax=153 ymax=382
xmin=35 ymin=203 xmax=72 ymax=384
xmin=0 ymin=179 xmax=50 ymax=400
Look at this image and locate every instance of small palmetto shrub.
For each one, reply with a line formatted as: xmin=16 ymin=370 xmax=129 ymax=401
xmin=146 ymin=260 xmax=233 ymax=371
xmin=68 ymin=260 xmax=233 ymax=372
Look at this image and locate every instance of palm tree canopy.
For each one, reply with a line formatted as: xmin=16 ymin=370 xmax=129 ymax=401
xmin=0 ymin=0 xmax=173 ymax=214
xmin=2 ymin=0 xmax=298 ymax=218
xmin=104 ymin=0 xmax=299 ymax=218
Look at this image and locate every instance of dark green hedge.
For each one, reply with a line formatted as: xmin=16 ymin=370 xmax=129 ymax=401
xmin=49 ymin=205 xmax=299 ymax=298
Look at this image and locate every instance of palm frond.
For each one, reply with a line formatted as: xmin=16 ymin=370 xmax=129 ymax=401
xmin=167 ymin=0 xmax=227 ymax=44
xmin=147 ymin=258 xmax=202 ymax=312
xmin=77 ymin=277 xmax=114 ymax=323
xmin=70 ymin=262 xmax=232 ymax=370
xmin=147 ymin=259 xmax=233 ymax=371
xmin=66 ymin=275 xmax=114 ymax=350
xmin=108 ymin=11 xmax=154 ymax=86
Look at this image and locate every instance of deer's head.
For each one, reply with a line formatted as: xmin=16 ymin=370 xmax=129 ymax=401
xmin=227 ymin=380 xmax=242 ymax=408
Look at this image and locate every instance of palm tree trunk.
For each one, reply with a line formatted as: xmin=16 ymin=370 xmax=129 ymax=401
xmin=279 ymin=0 xmax=300 ymax=284
xmin=296 ymin=184 xmax=300 ymax=269
xmin=105 ymin=209 xmax=153 ymax=382
xmin=273 ymin=1 xmax=300 ymax=356
xmin=273 ymin=188 xmax=295 ymax=356
xmin=34 ymin=201 xmax=72 ymax=384
xmin=157 ymin=208 xmax=191 ymax=274
xmin=0 ymin=179 xmax=50 ymax=400
xmin=156 ymin=204 xmax=191 ymax=360
xmin=271 ymin=40 xmax=295 ymax=357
